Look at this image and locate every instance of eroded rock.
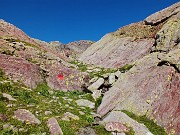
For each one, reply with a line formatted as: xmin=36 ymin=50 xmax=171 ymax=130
xmin=47 ymin=117 xmax=63 ymax=135
xmin=14 ymin=109 xmax=41 ymax=125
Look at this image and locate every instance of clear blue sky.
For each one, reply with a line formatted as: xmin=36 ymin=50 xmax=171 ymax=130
xmin=0 ymin=0 xmax=179 ymax=43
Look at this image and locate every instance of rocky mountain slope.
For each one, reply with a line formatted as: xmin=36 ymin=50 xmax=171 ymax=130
xmin=0 ymin=2 xmax=179 ymax=135
xmin=79 ymin=2 xmax=180 ymax=135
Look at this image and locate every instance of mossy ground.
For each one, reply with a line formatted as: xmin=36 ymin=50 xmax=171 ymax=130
xmin=0 ymin=69 xmax=110 ymax=135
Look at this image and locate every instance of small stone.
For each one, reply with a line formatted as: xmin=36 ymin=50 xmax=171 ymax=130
xmin=89 ymin=77 xmax=98 ymax=83
xmin=88 ymin=78 xmax=104 ymax=92
xmin=3 ymin=123 xmax=10 ymax=129
xmin=79 ymin=111 xmax=85 ymax=115
xmin=2 ymin=93 xmax=17 ymax=101
xmin=109 ymin=73 xmax=116 ymax=85
xmin=92 ymin=90 xmax=102 ymax=101
xmin=45 ymin=111 xmax=52 ymax=116
xmin=0 ymin=113 xmax=7 ymax=121
xmin=62 ymin=112 xmax=80 ymax=121
xmin=102 ymin=73 xmax=111 ymax=78
xmin=115 ymin=70 xmax=121 ymax=78
xmin=47 ymin=117 xmax=63 ymax=135
xmin=76 ymin=99 xmax=95 ymax=109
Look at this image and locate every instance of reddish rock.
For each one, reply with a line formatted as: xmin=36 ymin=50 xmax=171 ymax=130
xmin=14 ymin=109 xmax=41 ymax=125
xmin=46 ymin=61 xmax=87 ymax=91
xmin=79 ymin=36 xmax=154 ymax=68
xmin=0 ymin=54 xmax=43 ymax=88
xmin=105 ymin=122 xmax=129 ymax=133
xmin=47 ymin=117 xmax=63 ymax=135
xmin=0 ymin=113 xmax=7 ymax=121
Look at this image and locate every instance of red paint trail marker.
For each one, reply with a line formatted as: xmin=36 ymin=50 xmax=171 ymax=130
xmin=58 ymin=74 xmax=64 ymax=80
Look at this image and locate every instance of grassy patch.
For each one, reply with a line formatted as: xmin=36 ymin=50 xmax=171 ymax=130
xmin=119 ymin=64 xmax=134 ymax=73
xmin=69 ymin=60 xmax=88 ymax=72
xmin=93 ymin=125 xmax=111 ymax=135
xmin=121 ymin=110 xmax=167 ymax=135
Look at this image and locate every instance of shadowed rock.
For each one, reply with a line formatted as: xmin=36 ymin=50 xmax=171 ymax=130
xmin=88 ymin=78 xmax=104 ymax=92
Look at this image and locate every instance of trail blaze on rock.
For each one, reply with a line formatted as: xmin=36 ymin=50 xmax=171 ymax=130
xmin=58 ymin=74 xmax=64 ymax=80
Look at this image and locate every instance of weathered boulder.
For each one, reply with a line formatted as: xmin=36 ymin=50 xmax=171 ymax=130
xmin=75 ymin=99 xmax=95 ymax=109
xmin=88 ymin=78 xmax=104 ymax=92
xmin=144 ymin=2 xmax=180 ymax=25
xmin=14 ymin=109 xmax=41 ymax=125
xmin=102 ymin=111 xmax=153 ymax=135
xmin=92 ymin=90 xmax=102 ymax=101
xmin=47 ymin=117 xmax=63 ymax=135
xmin=0 ymin=54 xmax=43 ymax=88
xmin=61 ymin=112 xmax=80 ymax=121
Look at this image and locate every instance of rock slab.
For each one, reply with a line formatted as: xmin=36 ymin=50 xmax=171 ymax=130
xmin=47 ymin=117 xmax=63 ymax=135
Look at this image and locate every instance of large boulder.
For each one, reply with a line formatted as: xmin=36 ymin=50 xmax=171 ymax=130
xmin=97 ymin=52 xmax=180 ymax=135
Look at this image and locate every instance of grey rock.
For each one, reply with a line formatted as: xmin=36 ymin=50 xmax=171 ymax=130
xmin=88 ymin=78 xmax=104 ymax=92
xmin=47 ymin=117 xmax=63 ymax=135
xmin=76 ymin=99 xmax=95 ymax=109
xmin=108 ymin=73 xmax=116 ymax=85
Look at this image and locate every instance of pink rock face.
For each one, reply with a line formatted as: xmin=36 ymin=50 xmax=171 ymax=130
xmin=0 ymin=54 xmax=43 ymax=88
xmin=14 ymin=109 xmax=41 ymax=125
xmin=105 ymin=122 xmax=129 ymax=133
xmin=152 ymin=72 xmax=180 ymax=135
xmin=79 ymin=36 xmax=154 ymax=68
xmin=46 ymin=61 xmax=87 ymax=91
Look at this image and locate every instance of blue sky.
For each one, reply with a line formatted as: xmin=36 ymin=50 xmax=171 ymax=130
xmin=0 ymin=0 xmax=179 ymax=43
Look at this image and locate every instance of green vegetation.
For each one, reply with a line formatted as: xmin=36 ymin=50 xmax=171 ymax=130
xmin=121 ymin=110 xmax=167 ymax=135
xmin=126 ymin=127 xmax=135 ymax=135
xmin=5 ymin=38 xmax=42 ymax=51
xmin=95 ymin=95 xmax=103 ymax=109
xmin=89 ymin=68 xmax=117 ymax=78
xmin=69 ymin=60 xmax=88 ymax=72
xmin=93 ymin=125 xmax=111 ymax=135
xmin=0 ymin=70 xmax=99 ymax=135
xmin=119 ymin=64 xmax=134 ymax=73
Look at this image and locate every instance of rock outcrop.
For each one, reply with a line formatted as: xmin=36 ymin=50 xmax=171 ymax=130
xmin=79 ymin=2 xmax=180 ymax=135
